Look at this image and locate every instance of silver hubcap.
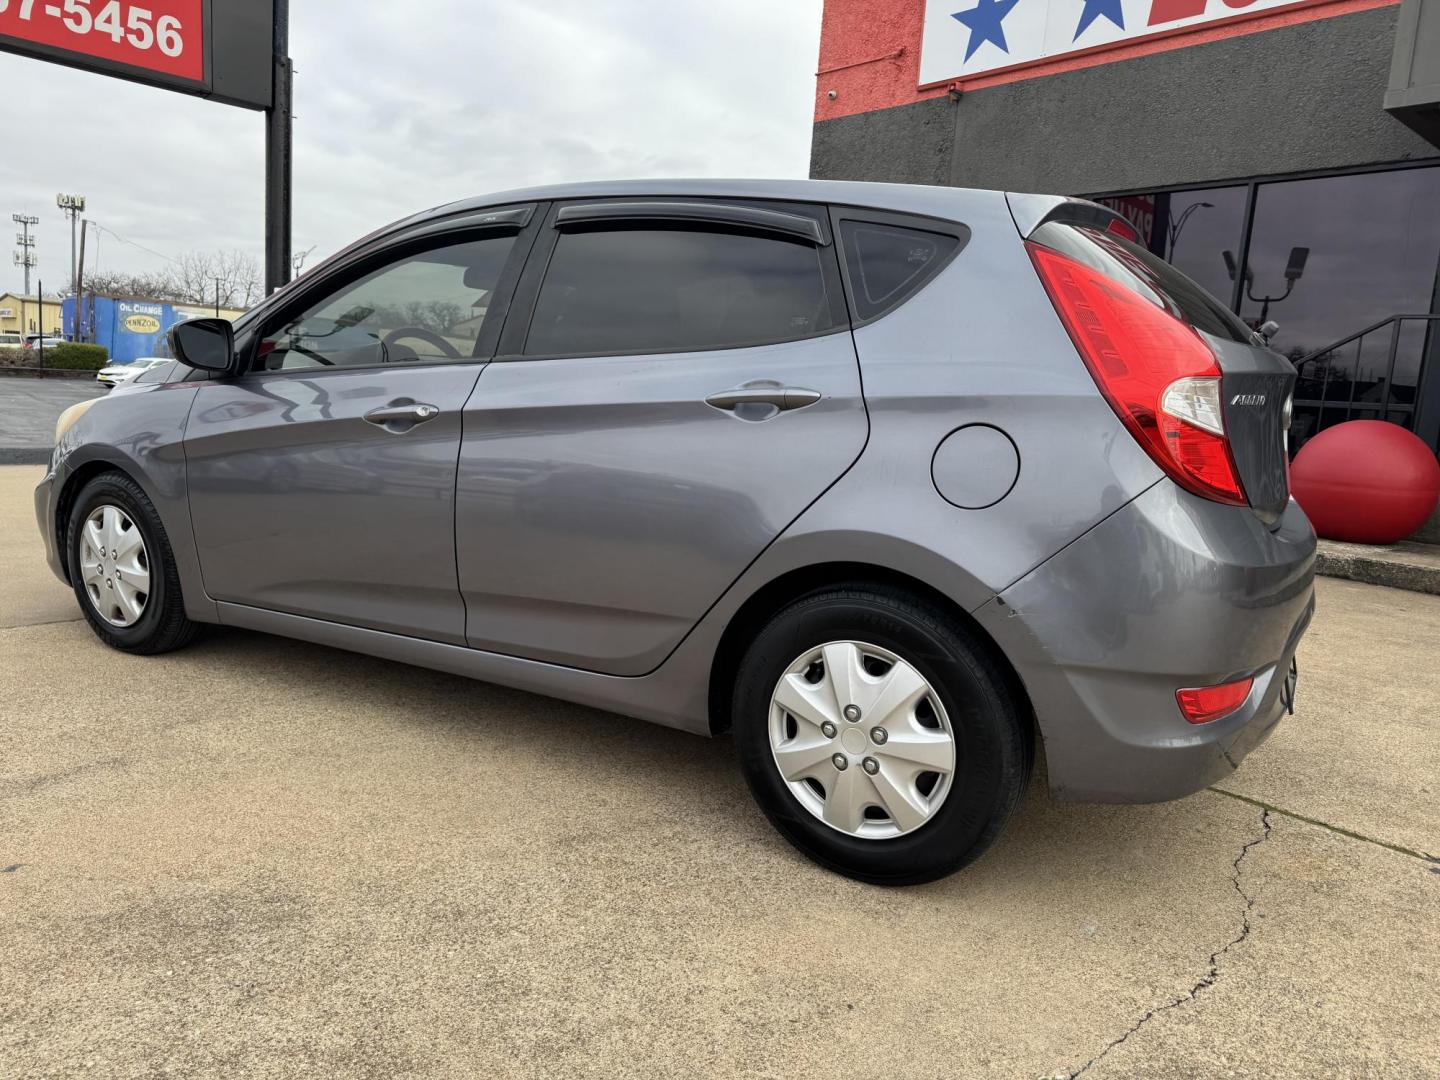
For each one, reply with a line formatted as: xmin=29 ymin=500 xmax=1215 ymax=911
xmin=79 ymin=504 xmax=150 ymax=627
xmin=768 ymin=640 xmax=957 ymax=840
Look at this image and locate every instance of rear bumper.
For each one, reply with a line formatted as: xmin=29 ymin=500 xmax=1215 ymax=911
xmin=976 ymin=482 xmax=1316 ymax=803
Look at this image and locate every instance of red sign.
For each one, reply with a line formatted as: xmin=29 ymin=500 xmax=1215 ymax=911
xmin=0 ymin=0 xmax=204 ymax=85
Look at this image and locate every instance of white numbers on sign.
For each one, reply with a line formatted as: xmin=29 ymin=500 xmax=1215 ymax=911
xmin=3 ymin=0 xmax=185 ymax=59
xmin=94 ymin=0 xmax=122 ymax=40
xmin=62 ymin=0 xmax=91 ymax=34
xmin=155 ymin=13 xmax=180 ymax=55
xmin=125 ymin=6 xmax=152 ymax=47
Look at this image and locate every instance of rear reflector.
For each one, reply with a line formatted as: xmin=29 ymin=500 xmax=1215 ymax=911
xmin=1027 ymin=242 xmax=1247 ymax=506
xmin=1176 ymin=678 xmax=1254 ymax=725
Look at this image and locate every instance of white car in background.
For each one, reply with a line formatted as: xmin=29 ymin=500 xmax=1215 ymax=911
xmin=96 ymin=357 xmax=171 ymax=388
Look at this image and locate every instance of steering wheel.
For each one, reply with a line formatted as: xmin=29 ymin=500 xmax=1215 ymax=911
xmin=381 ymin=326 xmax=462 ymax=359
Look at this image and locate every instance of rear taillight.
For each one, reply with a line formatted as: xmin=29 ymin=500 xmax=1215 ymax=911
xmin=1027 ymin=242 xmax=1247 ymax=506
xmin=1176 ymin=677 xmax=1254 ymax=725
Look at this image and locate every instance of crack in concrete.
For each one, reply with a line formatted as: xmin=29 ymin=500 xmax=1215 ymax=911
xmin=1059 ymin=809 xmax=1271 ymax=1080
xmin=1209 ymin=786 xmax=1435 ymax=864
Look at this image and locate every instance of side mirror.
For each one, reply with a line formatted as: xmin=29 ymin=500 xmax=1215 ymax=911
xmin=170 ymin=318 xmax=235 ymax=373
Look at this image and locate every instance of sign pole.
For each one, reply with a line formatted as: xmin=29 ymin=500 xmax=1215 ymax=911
xmin=75 ymin=220 xmax=87 ymax=343
xmin=264 ymin=0 xmax=293 ymax=296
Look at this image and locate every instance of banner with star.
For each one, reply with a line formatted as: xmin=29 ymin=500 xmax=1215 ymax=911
xmin=920 ymin=0 xmax=1318 ymax=84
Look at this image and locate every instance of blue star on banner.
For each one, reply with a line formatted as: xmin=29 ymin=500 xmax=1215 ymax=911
xmin=1073 ymin=0 xmax=1125 ymax=39
xmin=951 ymin=0 xmax=1022 ymax=62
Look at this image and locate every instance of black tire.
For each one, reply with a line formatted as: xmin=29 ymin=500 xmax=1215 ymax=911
xmin=733 ymin=585 xmax=1031 ymax=885
xmin=66 ymin=471 xmax=202 ymax=655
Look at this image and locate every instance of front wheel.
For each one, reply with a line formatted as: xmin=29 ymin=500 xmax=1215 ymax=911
xmin=733 ymin=585 xmax=1031 ymax=885
xmin=67 ymin=471 xmax=201 ymax=655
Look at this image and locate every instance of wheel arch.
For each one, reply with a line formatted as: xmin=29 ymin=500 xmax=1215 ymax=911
xmin=53 ymin=458 xmax=149 ymax=584
xmin=706 ymin=560 xmax=1036 ymax=742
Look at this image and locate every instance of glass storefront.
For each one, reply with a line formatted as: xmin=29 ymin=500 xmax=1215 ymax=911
xmin=1095 ymin=164 xmax=1440 ymax=454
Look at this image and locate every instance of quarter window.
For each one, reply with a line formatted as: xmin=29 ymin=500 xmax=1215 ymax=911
xmin=256 ymin=233 xmax=517 ymax=371
xmin=525 ymin=224 xmax=835 ymax=357
xmin=839 ymin=220 xmax=962 ymax=322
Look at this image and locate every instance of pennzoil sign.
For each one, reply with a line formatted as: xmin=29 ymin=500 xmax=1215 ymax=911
xmin=921 ymin=0 xmax=1335 ymax=83
xmin=123 ymin=313 xmax=162 ymax=334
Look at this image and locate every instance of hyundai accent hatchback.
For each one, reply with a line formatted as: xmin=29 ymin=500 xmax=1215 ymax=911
xmin=37 ymin=180 xmax=1315 ymax=884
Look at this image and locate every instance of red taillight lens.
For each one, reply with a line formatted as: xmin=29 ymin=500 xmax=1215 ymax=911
xmin=1027 ymin=242 xmax=1247 ymax=506
xmin=1176 ymin=678 xmax=1254 ymax=724
xmin=1105 ymin=217 xmax=1140 ymax=243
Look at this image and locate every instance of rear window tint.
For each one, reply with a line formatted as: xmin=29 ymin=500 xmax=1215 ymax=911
xmin=839 ymin=220 xmax=962 ymax=322
xmin=1029 ymin=220 xmax=1252 ymax=343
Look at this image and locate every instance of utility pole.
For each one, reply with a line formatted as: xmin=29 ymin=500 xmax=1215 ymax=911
xmin=56 ymin=194 xmax=86 ymax=307
xmin=36 ymin=279 xmax=43 ymax=366
xmin=12 ymin=213 xmax=38 ymax=338
xmin=214 ymin=276 xmax=222 ymax=316
xmin=264 ymin=0 xmax=293 ymax=295
xmin=75 ymin=220 xmax=88 ymax=343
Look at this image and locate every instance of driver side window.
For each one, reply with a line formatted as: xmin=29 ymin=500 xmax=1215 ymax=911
xmin=256 ymin=233 xmax=518 ymax=371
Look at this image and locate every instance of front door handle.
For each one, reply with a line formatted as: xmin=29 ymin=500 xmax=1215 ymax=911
xmin=364 ymin=400 xmax=440 ymax=430
xmin=705 ymin=381 xmax=822 ymax=413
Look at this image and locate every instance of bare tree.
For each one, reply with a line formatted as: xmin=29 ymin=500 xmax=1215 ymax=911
xmin=81 ymin=250 xmax=264 ymax=311
xmin=82 ymin=269 xmax=187 ymax=302
xmin=169 ymin=250 xmax=263 ymax=310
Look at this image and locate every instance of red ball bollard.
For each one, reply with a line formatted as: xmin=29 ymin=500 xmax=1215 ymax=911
xmin=1290 ymin=420 xmax=1440 ymax=545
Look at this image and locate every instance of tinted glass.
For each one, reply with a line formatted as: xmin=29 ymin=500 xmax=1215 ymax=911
xmin=840 ymin=220 xmax=961 ymax=321
xmin=1240 ymin=167 xmax=1440 ymax=364
xmin=526 ymin=224 xmax=833 ymax=357
xmin=1096 ymin=187 xmax=1247 ymax=307
xmin=257 ymin=234 xmax=516 ymax=371
xmin=1029 ymin=221 xmax=1253 ymax=343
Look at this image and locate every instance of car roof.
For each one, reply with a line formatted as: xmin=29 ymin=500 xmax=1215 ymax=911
xmin=408 ymin=178 xmax=1007 ymax=232
xmin=277 ymin=179 xmax=1015 ymax=299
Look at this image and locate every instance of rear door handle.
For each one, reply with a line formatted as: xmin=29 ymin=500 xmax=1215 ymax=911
xmin=364 ymin=401 xmax=440 ymax=429
xmin=705 ymin=382 xmax=822 ymax=413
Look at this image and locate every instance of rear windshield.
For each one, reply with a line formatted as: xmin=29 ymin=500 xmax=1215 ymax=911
xmin=1029 ymin=220 xmax=1253 ymax=343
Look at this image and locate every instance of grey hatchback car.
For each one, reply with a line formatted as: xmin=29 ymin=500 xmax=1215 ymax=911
xmin=37 ymin=180 xmax=1315 ymax=883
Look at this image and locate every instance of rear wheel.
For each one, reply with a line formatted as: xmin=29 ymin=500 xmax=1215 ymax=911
xmin=733 ymin=585 xmax=1030 ymax=885
xmin=67 ymin=472 xmax=201 ymax=655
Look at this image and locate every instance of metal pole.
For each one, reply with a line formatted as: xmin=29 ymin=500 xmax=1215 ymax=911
xmin=75 ymin=220 xmax=87 ymax=344
xmin=264 ymin=0 xmax=293 ymax=295
xmin=36 ymin=279 xmax=43 ymax=368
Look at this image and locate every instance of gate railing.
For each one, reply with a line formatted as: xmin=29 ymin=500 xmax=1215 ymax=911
xmin=1293 ymin=314 xmax=1440 ymax=443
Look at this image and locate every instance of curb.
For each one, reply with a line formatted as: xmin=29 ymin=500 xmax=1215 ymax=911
xmin=1315 ymin=541 xmax=1440 ymax=596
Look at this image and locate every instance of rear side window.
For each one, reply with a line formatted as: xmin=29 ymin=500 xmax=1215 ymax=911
xmin=839 ymin=219 xmax=963 ymax=322
xmin=1028 ymin=220 xmax=1252 ymax=343
xmin=525 ymin=225 xmax=836 ymax=357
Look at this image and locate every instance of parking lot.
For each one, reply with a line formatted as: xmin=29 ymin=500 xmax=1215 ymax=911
xmin=0 ymin=379 xmax=104 ymax=463
xmin=1 ymin=461 xmax=1436 ymax=1078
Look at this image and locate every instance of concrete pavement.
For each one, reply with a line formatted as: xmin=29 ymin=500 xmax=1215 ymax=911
xmin=1 ymin=464 xmax=1436 ymax=1079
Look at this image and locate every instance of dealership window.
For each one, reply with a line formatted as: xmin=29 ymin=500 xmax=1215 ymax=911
xmin=1093 ymin=165 xmax=1440 ymax=454
xmin=1240 ymin=168 xmax=1440 ymax=446
xmin=1097 ymin=187 xmax=1247 ymax=310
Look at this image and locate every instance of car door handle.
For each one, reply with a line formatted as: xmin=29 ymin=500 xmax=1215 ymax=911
xmin=364 ymin=401 xmax=440 ymax=428
xmin=705 ymin=382 xmax=822 ymax=413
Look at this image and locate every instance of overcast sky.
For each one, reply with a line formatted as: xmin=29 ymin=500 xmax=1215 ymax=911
xmin=1 ymin=1 xmax=823 ymax=297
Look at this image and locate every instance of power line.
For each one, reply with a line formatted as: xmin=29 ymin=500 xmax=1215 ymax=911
xmin=86 ymin=223 xmax=181 ymax=267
